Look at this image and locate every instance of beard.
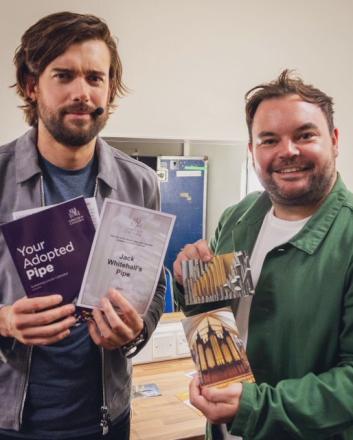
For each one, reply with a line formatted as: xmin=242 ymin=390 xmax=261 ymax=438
xmin=257 ymin=156 xmax=337 ymax=207
xmin=37 ymin=101 xmax=108 ymax=147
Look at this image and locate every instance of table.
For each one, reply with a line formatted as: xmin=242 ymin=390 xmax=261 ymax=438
xmin=131 ymin=357 xmax=206 ymax=440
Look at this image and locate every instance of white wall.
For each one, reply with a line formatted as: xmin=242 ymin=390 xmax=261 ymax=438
xmin=1 ymin=0 xmax=353 ymax=214
xmin=188 ymin=141 xmax=247 ymax=237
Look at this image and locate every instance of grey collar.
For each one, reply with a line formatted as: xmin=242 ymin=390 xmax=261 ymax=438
xmin=14 ymin=128 xmax=117 ymax=191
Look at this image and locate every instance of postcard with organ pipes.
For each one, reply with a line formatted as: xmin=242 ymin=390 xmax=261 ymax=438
xmin=182 ymin=307 xmax=255 ymax=388
xmin=182 ymin=251 xmax=255 ymax=306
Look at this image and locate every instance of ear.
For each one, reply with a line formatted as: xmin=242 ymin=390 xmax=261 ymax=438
xmin=332 ymin=128 xmax=339 ymax=158
xmin=248 ymin=142 xmax=255 ymax=166
xmin=25 ymin=75 xmax=38 ymax=102
xmin=108 ymin=79 xmax=115 ymax=104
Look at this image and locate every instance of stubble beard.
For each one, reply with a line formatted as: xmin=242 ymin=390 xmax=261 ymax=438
xmin=37 ymin=101 xmax=108 ymax=147
xmin=259 ymin=158 xmax=337 ymax=207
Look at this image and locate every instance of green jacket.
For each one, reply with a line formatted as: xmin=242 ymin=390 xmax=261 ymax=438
xmin=176 ymin=175 xmax=353 ymax=439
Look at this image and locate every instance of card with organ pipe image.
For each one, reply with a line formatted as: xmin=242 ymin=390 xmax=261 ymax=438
xmin=1 ymin=197 xmax=95 ymax=305
xmin=182 ymin=251 xmax=255 ymax=305
xmin=77 ymin=199 xmax=175 ymax=316
xmin=182 ymin=307 xmax=255 ymax=388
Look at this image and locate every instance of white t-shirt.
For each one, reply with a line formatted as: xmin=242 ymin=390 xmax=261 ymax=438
xmin=222 ymin=207 xmax=311 ymax=440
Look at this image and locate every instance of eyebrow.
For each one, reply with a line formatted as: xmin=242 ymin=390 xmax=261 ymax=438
xmin=257 ymin=131 xmax=277 ymax=139
xmin=51 ymin=68 xmax=107 ymax=77
xmin=294 ymin=123 xmax=319 ymax=132
xmin=86 ymin=69 xmax=107 ymax=77
xmin=257 ymin=123 xmax=319 ymax=139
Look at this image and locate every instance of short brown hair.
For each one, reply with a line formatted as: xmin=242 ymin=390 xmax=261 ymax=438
xmin=13 ymin=11 xmax=127 ymax=126
xmin=245 ymin=69 xmax=334 ymax=143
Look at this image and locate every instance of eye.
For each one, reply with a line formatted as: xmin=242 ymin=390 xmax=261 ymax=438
xmin=259 ymin=138 xmax=278 ymax=147
xmin=88 ymin=74 xmax=104 ymax=85
xmin=298 ymin=131 xmax=316 ymax=142
xmin=53 ymin=72 xmax=72 ymax=82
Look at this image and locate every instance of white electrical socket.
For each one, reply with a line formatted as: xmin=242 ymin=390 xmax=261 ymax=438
xmin=152 ymin=333 xmax=176 ymax=359
xmin=176 ymin=332 xmax=190 ymax=355
xmin=132 ymin=320 xmax=191 ymax=365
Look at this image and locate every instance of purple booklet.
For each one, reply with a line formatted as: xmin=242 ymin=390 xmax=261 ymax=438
xmin=1 ymin=197 xmax=95 ymax=307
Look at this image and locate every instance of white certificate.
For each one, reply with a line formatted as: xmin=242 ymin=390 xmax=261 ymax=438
xmin=77 ymin=199 xmax=175 ymax=315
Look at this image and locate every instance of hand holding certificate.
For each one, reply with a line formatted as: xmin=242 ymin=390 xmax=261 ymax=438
xmin=77 ymin=199 xmax=175 ymax=316
xmin=87 ymin=288 xmax=145 ymax=350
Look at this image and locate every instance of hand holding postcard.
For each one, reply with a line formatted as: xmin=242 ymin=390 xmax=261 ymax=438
xmin=182 ymin=307 xmax=255 ymax=388
xmin=77 ymin=199 xmax=175 ymax=315
xmin=182 ymin=251 xmax=255 ymax=305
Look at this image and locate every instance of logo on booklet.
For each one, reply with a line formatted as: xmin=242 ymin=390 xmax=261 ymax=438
xmin=68 ymin=207 xmax=84 ymax=225
xmin=69 ymin=207 xmax=81 ymax=219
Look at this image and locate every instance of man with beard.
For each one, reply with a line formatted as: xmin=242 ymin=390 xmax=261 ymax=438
xmin=173 ymin=71 xmax=353 ymax=439
xmin=0 ymin=12 xmax=165 ymax=440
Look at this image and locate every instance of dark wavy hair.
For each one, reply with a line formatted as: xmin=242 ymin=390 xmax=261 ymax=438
xmin=245 ymin=69 xmax=334 ymax=143
xmin=13 ymin=11 xmax=127 ymax=126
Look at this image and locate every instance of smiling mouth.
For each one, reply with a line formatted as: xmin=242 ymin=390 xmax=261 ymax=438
xmin=273 ymin=166 xmax=312 ymax=174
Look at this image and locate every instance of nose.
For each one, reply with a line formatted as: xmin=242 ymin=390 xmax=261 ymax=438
xmin=278 ymin=139 xmax=300 ymax=158
xmin=70 ymin=77 xmax=90 ymax=103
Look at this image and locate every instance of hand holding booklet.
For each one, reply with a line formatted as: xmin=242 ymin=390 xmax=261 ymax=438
xmin=77 ymin=199 xmax=175 ymax=316
xmin=2 ymin=196 xmax=175 ymax=319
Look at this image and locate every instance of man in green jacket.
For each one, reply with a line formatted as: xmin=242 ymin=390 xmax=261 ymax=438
xmin=174 ymin=70 xmax=353 ymax=439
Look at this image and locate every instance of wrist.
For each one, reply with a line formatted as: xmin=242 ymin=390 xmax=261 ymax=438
xmin=121 ymin=321 xmax=147 ymax=357
xmin=0 ymin=305 xmax=11 ymax=338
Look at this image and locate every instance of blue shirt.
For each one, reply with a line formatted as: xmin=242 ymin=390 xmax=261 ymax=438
xmin=39 ymin=155 xmax=98 ymax=205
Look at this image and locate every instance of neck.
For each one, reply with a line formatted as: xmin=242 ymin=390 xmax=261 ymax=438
xmin=272 ymin=182 xmax=337 ymax=221
xmin=36 ymin=121 xmax=96 ymax=170
xmin=272 ymin=203 xmax=320 ymax=221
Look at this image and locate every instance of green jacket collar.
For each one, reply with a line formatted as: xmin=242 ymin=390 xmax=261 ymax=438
xmin=233 ymin=174 xmax=352 ymax=255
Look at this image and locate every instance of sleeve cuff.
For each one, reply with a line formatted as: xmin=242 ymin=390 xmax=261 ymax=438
xmin=229 ymin=383 xmax=257 ymax=436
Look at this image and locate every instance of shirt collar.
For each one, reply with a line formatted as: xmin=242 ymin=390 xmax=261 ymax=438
xmin=289 ymin=175 xmax=351 ymax=254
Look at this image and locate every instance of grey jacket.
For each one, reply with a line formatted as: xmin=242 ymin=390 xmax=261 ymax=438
xmin=0 ymin=129 xmax=166 ymax=431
